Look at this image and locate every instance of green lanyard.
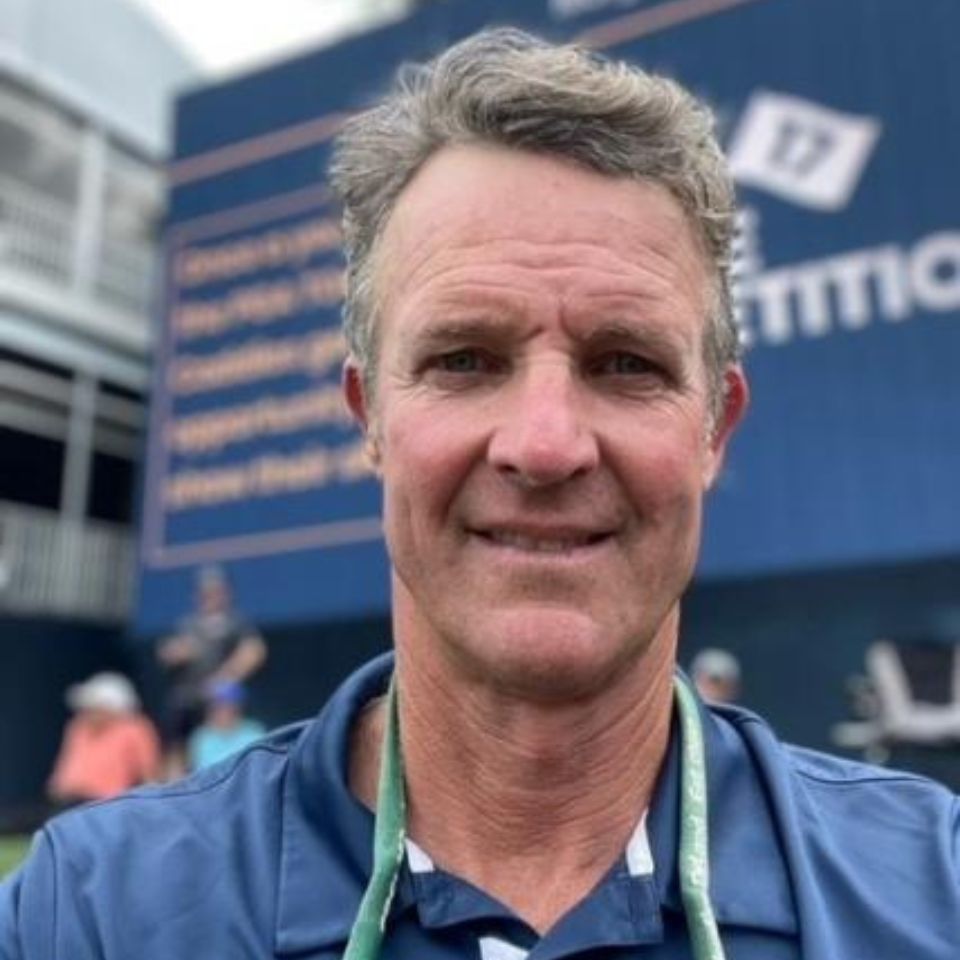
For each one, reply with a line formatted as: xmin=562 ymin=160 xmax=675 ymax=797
xmin=343 ymin=674 xmax=726 ymax=960
xmin=674 ymin=675 xmax=727 ymax=960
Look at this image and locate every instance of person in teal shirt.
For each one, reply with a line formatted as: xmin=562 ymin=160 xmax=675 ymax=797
xmin=187 ymin=681 xmax=265 ymax=771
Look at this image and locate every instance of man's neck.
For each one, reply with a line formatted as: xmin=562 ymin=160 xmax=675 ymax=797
xmin=349 ymin=623 xmax=677 ymax=933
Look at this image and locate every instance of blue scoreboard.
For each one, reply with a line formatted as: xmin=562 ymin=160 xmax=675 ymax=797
xmin=136 ymin=0 xmax=960 ymax=634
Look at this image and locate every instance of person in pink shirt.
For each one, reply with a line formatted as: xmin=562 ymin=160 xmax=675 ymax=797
xmin=47 ymin=672 xmax=160 ymax=806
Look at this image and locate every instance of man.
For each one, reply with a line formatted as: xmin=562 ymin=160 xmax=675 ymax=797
xmin=1 ymin=28 xmax=957 ymax=960
xmin=157 ymin=564 xmax=267 ymax=777
xmin=690 ymin=648 xmax=741 ymax=704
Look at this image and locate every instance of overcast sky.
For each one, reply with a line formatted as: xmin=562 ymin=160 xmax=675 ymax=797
xmin=131 ymin=0 xmax=400 ymax=76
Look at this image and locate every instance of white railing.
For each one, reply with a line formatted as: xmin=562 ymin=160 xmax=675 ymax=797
xmin=97 ymin=234 xmax=157 ymax=315
xmin=0 ymin=174 xmax=157 ymax=318
xmin=0 ymin=173 xmax=74 ymax=285
xmin=0 ymin=501 xmax=135 ymax=623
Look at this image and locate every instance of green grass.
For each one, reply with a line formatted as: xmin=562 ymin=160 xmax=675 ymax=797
xmin=0 ymin=835 xmax=31 ymax=879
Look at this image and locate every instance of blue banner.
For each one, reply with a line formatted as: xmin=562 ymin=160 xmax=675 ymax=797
xmin=136 ymin=0 xmax=960 ymax=634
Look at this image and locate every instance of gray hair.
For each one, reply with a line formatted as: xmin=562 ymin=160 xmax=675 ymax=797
xmin=329 ymin=27 xmax=740 ymax=410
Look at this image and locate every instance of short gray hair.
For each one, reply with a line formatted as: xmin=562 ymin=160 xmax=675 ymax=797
xmin=329 ymin=27 xmax=740 ymax=408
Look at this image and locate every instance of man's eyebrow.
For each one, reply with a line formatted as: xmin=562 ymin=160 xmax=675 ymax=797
xmin=578 ymin=320 xmax=689 ymax=356
xmin=406 ymin=315 xmax=519 ymax=349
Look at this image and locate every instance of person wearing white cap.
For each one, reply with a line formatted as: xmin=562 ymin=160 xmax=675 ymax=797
xmin=46 ymin=672 xmax=160 ymax=807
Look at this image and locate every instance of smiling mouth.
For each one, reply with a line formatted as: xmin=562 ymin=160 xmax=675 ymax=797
xmin=472 ymin=529 xmax=612 ymax=554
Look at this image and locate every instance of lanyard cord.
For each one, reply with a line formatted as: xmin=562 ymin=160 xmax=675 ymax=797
xmin=675 ymin=676 xmax=727 ymax=960
xmin=342 ymin=673 xmax=406 ymax=960
xmin=342 ymin=674 xmax=725 ymax=960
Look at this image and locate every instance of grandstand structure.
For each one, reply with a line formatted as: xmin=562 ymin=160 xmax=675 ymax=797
xmin=0 ymin=0 xmax=196 ymax=621
xmin=0 ymin=0 xmax=197 ymax=823
xmin=0 ymin=0 xmax=414 ymax=830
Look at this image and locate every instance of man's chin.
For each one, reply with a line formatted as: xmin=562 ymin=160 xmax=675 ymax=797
xmin=444 ymin=606 xmax=640 ymax=703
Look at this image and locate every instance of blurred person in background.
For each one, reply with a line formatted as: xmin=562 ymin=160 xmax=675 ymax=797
xmin=2 ymin=28 xmax=958 ymax=960
xmin=157 ymin=564 xmax=267 ymax=778
xmin=690 ymin=647 xmax=741 ymax=704
xmin=46 ymin=672 xmax=160 ymax=808
xmin=187 ymin=680 xmax=266 ymax=772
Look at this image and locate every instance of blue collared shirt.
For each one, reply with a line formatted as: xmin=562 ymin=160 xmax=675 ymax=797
xmin=2 ymin=653 xmax=958 ymax=958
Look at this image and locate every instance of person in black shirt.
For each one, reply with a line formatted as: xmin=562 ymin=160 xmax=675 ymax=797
xmin=157 ymin=565 xmax=266 ymax=777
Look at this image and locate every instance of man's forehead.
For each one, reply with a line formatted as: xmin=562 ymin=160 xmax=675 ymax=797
xmin=383 ymin=143 xmax=692 ymax=246
xmin=374 ymin=144 xmax=710 ymax=312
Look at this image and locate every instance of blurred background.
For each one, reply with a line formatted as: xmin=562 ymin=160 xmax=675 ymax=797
xmin=1 ymin=0 xmax=959 ymax=875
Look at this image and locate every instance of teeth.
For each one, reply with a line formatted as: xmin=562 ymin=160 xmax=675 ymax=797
xmin=487 ymin=532 xmax=591 ymax=553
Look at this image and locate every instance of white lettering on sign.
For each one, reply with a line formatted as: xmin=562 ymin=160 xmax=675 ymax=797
xmin=728 ymin=91 xmax=881 ymax=210
xmin=736 ymin=231 xmax=960 ymax=347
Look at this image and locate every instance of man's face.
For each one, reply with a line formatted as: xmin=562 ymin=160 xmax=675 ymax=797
xmin=346 ymin=144 xmax=746 ymax=700
xmin=199 ymin=582 xmax=229 ymax=616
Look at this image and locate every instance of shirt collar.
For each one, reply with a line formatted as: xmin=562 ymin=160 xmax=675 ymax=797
xmin=274 ymin=655 xmax=797 ymax=955
xmin=275 ymin=653 xmax=391 ymax=955
xmin=400 ymin=816 xmax=663 ymax=958
xmin=649 ymin=676 xmax=798 ymax=936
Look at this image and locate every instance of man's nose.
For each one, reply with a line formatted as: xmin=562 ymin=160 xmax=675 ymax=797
xmin=487 ymin=364 xmax=600 ymax=488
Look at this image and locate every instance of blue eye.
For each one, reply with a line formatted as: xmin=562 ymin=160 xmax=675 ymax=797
xmin=593 ymin=352 xmax=657 ymax=376
xmin=425 ymin=348 xmax=506 ymax=389
xmin=439 ymin=349 xmax=484 ymax=373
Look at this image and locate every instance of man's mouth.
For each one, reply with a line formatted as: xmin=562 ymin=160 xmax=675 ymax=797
xmin=472 ymin=528 xmax=612 ymax=553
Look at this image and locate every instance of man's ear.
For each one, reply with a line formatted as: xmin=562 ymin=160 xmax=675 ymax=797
xmin=342 ymin=360 xmax=381 ymax=470
xmin=703 ymin=365 xmax=749 ymax=490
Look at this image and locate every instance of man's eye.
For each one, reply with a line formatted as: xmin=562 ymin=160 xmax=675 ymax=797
xmin=437 ymin=349 xmax=491 ymax=374
xmin=591 ymin=352 xmax=658 ymax=376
